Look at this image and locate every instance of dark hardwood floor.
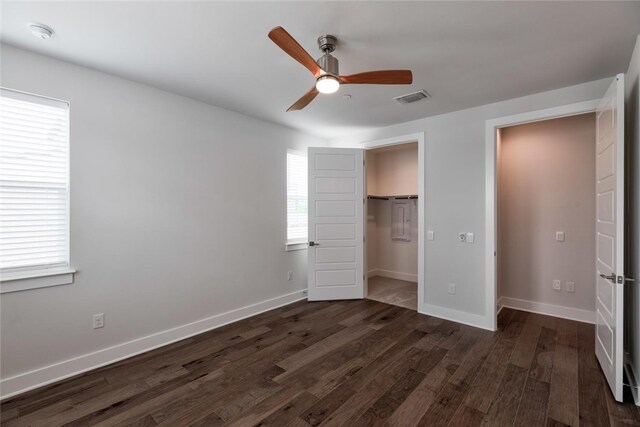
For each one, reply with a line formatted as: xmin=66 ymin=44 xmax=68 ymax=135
xmin=2 ymin=299 xmax=639 ymax=426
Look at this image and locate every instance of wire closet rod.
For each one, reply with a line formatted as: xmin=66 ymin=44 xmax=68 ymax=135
xmin=367 ymin=195 xmax=418 ymax=200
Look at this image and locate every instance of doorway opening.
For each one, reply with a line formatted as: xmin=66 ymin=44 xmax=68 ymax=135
xmin=496 ymin=113 xmax=597 ymax=323
xmin=364 ymin=142 xmax=419 ymax=310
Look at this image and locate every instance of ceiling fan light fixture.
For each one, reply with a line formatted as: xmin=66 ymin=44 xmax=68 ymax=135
xmin=316 ymin=75 xmax=340 ymax=94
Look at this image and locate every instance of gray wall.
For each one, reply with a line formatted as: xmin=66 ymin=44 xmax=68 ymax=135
xmin=0 ymin=45 xmax=325 ymax=383
xmin=498 ymin=114 xmax=596 ymax=312
xmin=331 ymin=78 xmax=611 ymax=319
xmin=625 ymin=35 xmax=640 ymax=404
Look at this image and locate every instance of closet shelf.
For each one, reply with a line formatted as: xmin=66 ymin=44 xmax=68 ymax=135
xmin=367 ymin=195 xmax=418 ymax=200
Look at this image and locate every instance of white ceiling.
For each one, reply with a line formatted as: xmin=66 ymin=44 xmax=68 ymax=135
xmin=2 ymin=1 xmax=640 ymax=138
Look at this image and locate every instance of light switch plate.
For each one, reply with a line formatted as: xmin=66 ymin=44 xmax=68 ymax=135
xmin=556 ymin=231 xmax=565 ymax=242
xmin=466 ymin=232 xmax=474 ymax=244
xmin=566 ymin=281 xmax=575 ymax=293
xmin=427 ymin=230 xmax=435 ymax=241
xmin=448 ymin=283 xmax=456 ymax=294
xmin=553 ymin=280 xmax=561 ymax=290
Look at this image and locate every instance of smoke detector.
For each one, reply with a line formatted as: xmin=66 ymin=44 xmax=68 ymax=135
xmin=394 ymin=90 xmax=431 ymax=104
xmin=28 ymin=23 xmax=54 ymax=40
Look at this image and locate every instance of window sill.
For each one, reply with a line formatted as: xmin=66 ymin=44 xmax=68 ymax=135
xmin=286 ymin=242 xmax=308 ymax=252
xmin=0 ymin=268 xmax=76 ymax=294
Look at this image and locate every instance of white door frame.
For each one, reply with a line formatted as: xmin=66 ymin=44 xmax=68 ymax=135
xmin=361 ymin=132 xmax=426 ymax=313
xmin=485 ymin=99 xmax=600 ymax=330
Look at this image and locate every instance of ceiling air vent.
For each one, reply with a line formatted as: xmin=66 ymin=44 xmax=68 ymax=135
xmin=394 ymin=90 xmax=430 ymax=105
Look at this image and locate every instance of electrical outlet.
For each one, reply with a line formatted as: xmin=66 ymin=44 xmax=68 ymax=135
xmin=466 ymin=232 xmax=474 ymax=244
xmin=287 ymin=271 xmax=293 ymax=281
xmin=427 ymin=230 xmax=435 ymax=241
xmin=93 ymin=313 xmax=105 ymax=329
xmin=448 ymin=283 xmax=456 ymax=294
xmin=553 ymin=280 xmax=561 ymax=291
xmin=458 ymin=233 xmax=466 ymax=242
xmin=566 ymin=281 xmax=575 ymax=293
xmin=556 ymin=231 xmax=565 ymax=242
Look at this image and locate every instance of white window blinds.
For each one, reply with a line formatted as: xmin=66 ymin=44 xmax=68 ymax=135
xmin=286 ymin=150 xmax=308 ymax=244
xmin=0 ymin=89 xmax=70 ymax=273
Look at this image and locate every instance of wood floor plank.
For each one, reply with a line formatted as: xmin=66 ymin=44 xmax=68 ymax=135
xmin=251 ymin=391 xmax=318 ymax=427
xmin=2 ymin=302 xmax=639 ymax=427
xmin=464 ymin=337 xmax=515 ymax=413
xmin=481 ymin=363 xmax=528 ymax=426
xmin=513 ymin=377 xmax=550 ymax=427
xmin=548 ymin=319 xmax=579 ymax=426
xmin=276 ymin=323 xmax=371 ymax=373
xmin=353 ymin=368 xmax=425 ymax=426
xmin=577 ymin=322 xmax=611 ymax=427
xmin=529 ymin=326 xmax=557 ymax=383
xmin=510 ymin=316 xmax=542 ymax=369
xmin=318 ymin=346 xmax=424 ymax=426
xmin=501 ymin=309 xmax=528 ymax=342
xmin=300 ymin=385 xmax=356 ymax=426
xmin=417 ymin=382 xmax=467 ymax=427
xmin=447 ymin=404 xmax=485 ymax=427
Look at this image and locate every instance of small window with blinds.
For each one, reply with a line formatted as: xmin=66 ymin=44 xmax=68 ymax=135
xmin=0 ymin=88 xmax=70 ymax=275
xmin=286 ymin=150 xmax=307 ymax=246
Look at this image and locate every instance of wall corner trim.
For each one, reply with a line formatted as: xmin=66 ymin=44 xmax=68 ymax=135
xmin=497 ymin=296 xmax=596 ymax=324
xmin=0 ymin=289 xmax=307 ymax=400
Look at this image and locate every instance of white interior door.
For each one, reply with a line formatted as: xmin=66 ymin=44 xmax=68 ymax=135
xmin=307 ymin=147 xmax=364 ymax=301
xmin=595 ymin=73 xmax=625 ymax=401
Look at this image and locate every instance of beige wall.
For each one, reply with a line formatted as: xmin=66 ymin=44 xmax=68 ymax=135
xmin=366 ymin=143 xmax=418 ymax=196
xmin=367 ymin=199 xmax=419 ymax=281
xmin=366 ymin=143 xmax=419 ymax=281
xmin=498 ymin=113 xmax=596 ymax=312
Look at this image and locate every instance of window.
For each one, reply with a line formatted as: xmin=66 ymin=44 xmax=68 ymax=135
xmin=286 ymin=150 xmax=307 ymax=249
xmin=0 ymin=88 xmax=71 ymax=284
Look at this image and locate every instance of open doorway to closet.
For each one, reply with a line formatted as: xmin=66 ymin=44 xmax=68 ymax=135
xmin=365 ymin=142 xmax=419 ymax=310
xmin=497 ymin=113 xmax=597 ymax=322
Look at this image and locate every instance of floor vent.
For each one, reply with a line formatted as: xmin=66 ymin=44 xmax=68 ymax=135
xmin=393 ymin=90 xmax=430 ymax=104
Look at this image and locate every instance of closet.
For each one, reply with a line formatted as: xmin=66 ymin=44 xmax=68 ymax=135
xmin=365 ymin=142 xmax=418 ymax=310
xmin=497 ymin=113 xmax=596 ymax=321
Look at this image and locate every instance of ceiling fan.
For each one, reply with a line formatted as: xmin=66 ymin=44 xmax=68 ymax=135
xmin=268 ymin=26 xmax=413 ymax=111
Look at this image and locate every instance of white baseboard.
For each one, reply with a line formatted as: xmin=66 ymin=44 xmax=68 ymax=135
xmin=419 ymin=303 xmax=494 ymax=331
xmin=497 ymin=296 xmax=595 ymax=324
xmin=0 ymin=289 xmax=307 ymax=400
xmin=368 ymin=269 xmax=417 ymax=283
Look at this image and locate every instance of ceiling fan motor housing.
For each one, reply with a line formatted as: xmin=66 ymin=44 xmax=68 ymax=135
xmin=317 ymin=53 xmax=339 ymax=76
xmin=316 ymin=34 xmax=339 ymax=76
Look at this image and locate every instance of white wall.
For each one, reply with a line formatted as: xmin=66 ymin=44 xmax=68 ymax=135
xmin=0 ymin=45 xmax=326 ymax=396
xmin=498 ymin=114 xmax=596 ymax=314
xmin=624 ymin=35 xmax=640 ymax=405
xmin=332 ymin=77 xmax=612 ymax=326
